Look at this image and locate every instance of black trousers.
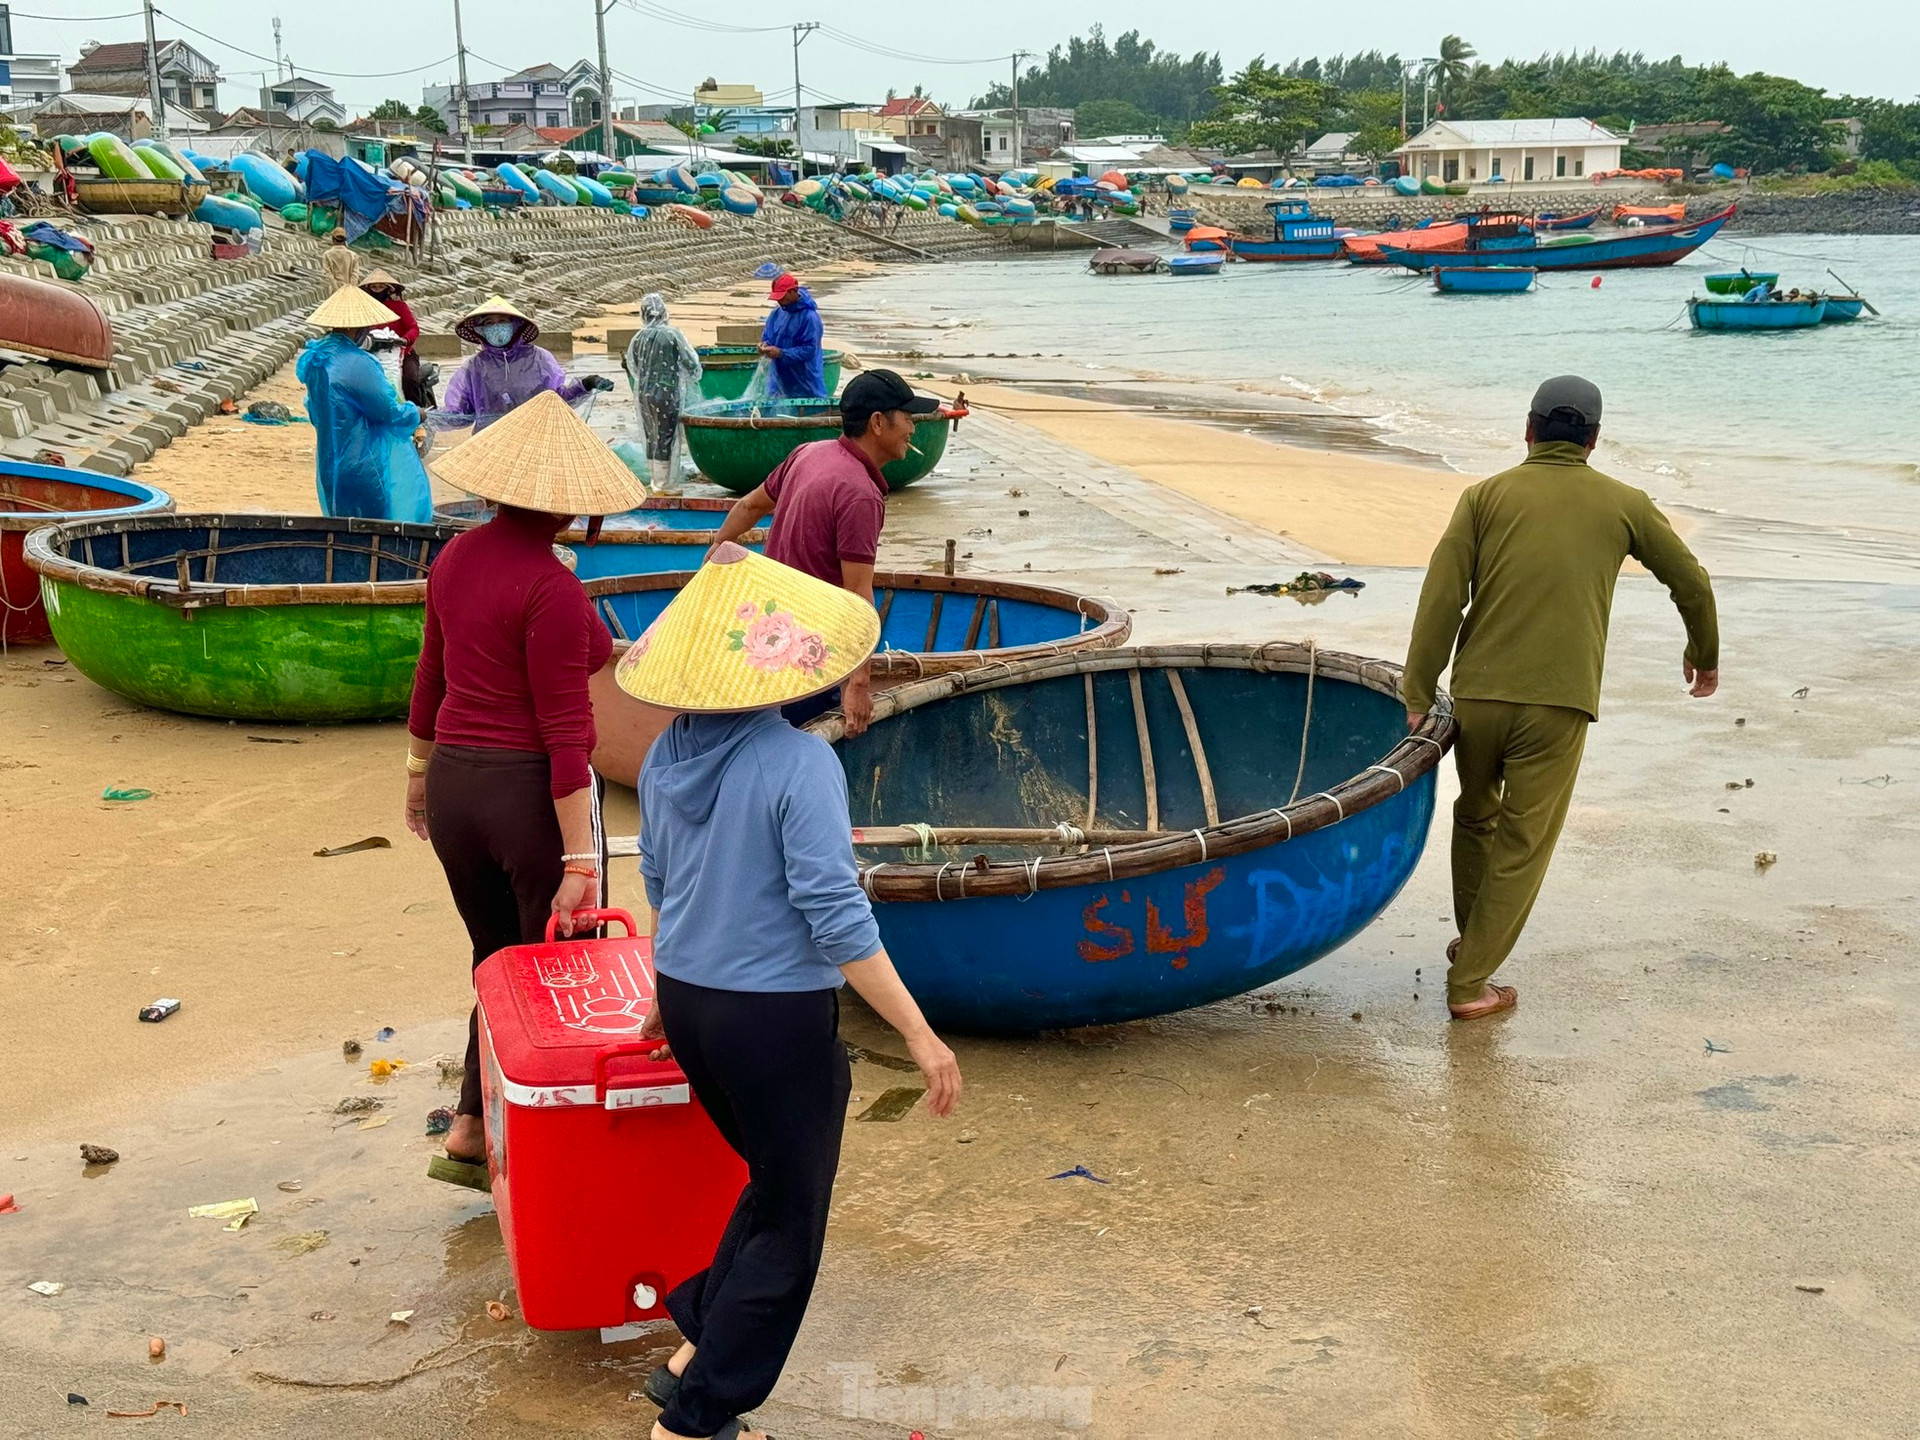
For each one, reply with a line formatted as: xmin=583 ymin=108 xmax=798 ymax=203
xmin=658 ymin=974 xmax=850 ymax=1436
xmin=425 ymin=745 xmax=605 ymax=1120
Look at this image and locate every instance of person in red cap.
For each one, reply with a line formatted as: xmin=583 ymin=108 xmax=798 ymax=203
xmin=757 ymin=271 xmax=825 ymax=399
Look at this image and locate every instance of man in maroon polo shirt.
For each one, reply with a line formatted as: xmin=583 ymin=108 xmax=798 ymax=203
xmin=707 ymin=369 xmax=939 ymax=734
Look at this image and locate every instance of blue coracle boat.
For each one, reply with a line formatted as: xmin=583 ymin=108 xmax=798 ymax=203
xmin=1820 ymin=295 xmax=1866 ymax=322
xmin=433 ymin=495 xmax=766 ymax=579
xmin=1688 ymin=295 xmax=1827 ymax=331
xmin=586 ymin=571 xmax=1133 ymax=785
xmin=1434 ymin=265 xmax=1536 ymax=293
xmin=1228 ymin=198 xmax=1356 ymax=262
xmin=824 ymin=644 xmax=1453 ymax=1032
xmin=1167 ymin=207 xmax=1196 ymax=233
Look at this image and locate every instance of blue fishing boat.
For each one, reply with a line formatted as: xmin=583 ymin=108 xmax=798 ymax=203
xmin=586 ymin=571 xmax=1132 ymax=785
xmin=1819 ymin=295 xmax=1866 ymax=322
xmin=1379 ymin=203 xmax=1735 ymax=272
xmin=1434 ymin=265 xmax=1535 ymax=294
xmin=1167 ymin=207 xmax=1196 ymax=233
xmin=1227 ymin=198 xmax=1356 ymax=262
xmin=432 ymin=495 xmax=766 ymax=580
xmin=819 ymin=644 xmax=1453 ymax=1033
xmin=1688 ymin=295 xmax=1827 ymax=331
xmin=1165 ymin=252 xmax=1224 ymax=276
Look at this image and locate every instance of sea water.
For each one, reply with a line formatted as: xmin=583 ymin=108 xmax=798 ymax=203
xmin=834 ymin=233 xmax=1920 ymax=582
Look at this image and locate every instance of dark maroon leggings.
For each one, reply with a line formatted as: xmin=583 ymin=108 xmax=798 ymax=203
xmin=425 ymin=745 xmax=605 ymax=1119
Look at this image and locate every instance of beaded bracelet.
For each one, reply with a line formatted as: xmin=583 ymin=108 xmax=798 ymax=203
xmin=560 ymin=852 xmax=599 ymax=863
xmin=563 ymin=863 xmax=599 ymax=879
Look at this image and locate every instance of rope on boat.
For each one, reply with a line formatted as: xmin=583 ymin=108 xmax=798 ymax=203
xmin=1052 ymin=822 xmax=1086 ymax=848
xmin=858 ymin=861 xmax=885 ymax=896
xmin=1192 ymin=828 xmax=1209 ymax=862
xmin=1286 ymin=639 xmax=1318 ymax=806
xmin=903 ymin=821 xmax=937 ymax=860
xmin=1366 ymin=763 xmax=1407 ymax=794
xmin=1306 ymin=791 xmax=1346 ymax=822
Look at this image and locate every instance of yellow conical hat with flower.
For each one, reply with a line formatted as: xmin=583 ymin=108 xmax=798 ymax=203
xmin=614 ymin=543 xmax=879 ymax=713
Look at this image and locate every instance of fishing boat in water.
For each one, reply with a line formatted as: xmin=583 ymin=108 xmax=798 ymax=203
xmin=432 ymin=495 xmax=767 ymax=580
xmin=1182 ymin=225 xmax=1233 ymax=252
xmin=1818 ymin=295 xmax=1867 ymax=322
xmin=0 ymin=462 xmax=171 ymax=644
xmin=1534 ymin=206 xmax=1602 ymax=230
xmin=1164 ymin=252 xmax=1224 ymax=276
xmin=814 ymin=643 xmax=1454 ymax=1032
xmin=0 ymin=272 xmax=114 ymax=368
xmin=1704 ymin=270 xmax=1779 ymax=295
xmin=1344 ymin=220 xmax=1467 ymax=264
xmin=1688 ymin=295 xmax=1828 ymax=331
xmin=1376 ymin=204 xmax=1734 ymax=272
xmin=1227 ymin=198 xmax=1358 ymax=262
xmin=682 ymin=395 xmax=967 ymax=495
xmin=1089 ymin=248 xmax=1163 ymax=274
xmin=1614 ymin=202 xmax=1686 ymax=225
xmin=26 ymin=513 xmax=461 ymax=721
xmin=586 ymin=571 xmax=1132 ymax=784
xmin=1434 ymin=265 xmax=1536 ymax=294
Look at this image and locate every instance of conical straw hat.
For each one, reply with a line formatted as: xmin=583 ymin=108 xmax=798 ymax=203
xmin=430 ymin=390 xmax=649 ymax=517
xmin=359 ymin=267 xmax=402 ymax=289
xmin=615 ymin=543 xmax=879 ymax=713
xmin=308 ymin=284 xmax=399 ymax=330
xmin=455 ymin=294 xmax=539 ymax=343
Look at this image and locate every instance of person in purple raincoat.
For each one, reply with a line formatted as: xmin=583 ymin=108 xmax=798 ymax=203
xmin=436 ymin=295 xmax=614 ymax=432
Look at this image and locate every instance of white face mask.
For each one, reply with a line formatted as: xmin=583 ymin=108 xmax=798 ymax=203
xmin=479 ymin=322 xmax=517 ymax=348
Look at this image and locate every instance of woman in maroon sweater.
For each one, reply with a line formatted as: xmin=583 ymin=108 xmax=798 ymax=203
xmin=360 ymin=269 xmax=431 ymax=408
xmin=406 ymin=391 xmax=648 ymax=1189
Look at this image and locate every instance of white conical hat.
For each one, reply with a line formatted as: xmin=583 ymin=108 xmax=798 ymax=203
xmin=430 ymin=389 xmax=648 ymax=517
xmin=308 ymin=284 xmax=399 ymax=330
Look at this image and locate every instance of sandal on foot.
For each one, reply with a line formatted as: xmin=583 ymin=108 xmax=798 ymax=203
xmin=426 ymin=1154 xmax=491 ymax=1192
xmin=712 ymin=1422 xmax=772 ymax=1440
xmin=1449 ymin=983 xmax=1517 ymax=1021
xmin=1446 ymin=937 xmax=1461 ymax=964
xmin=643 ymin=1364 xmax=681 ymax=1408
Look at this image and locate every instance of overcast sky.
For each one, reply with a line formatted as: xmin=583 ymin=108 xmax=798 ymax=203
xmin=24 ymin=0 xmax=1918 ymax=115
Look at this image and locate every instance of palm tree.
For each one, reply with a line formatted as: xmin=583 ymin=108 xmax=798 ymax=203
xmin=1428 ymin=35 xmax=1476 ymax=94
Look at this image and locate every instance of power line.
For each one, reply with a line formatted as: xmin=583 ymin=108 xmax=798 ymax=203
xmin=814 ymin=25 xmax=1008 ymax=67
xmin=150 ymin=8 xmax=456 ymax=79
xmin=617 ymin=0 xmax=784 ymax=35
xmin=11 ymin=8 xmax=146 ymax=18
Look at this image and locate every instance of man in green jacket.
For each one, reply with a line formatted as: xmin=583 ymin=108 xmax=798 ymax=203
xmin=1404 ymin=376 xmax=1720 ymax=1021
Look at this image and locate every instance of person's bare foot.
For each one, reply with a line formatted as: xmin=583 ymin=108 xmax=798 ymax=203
xmin=668 ymin=1340 xmax=695 ymax=1378
xmin=1449 ymin=983 xmax=1518 ymax=1021
xmin=445 ymin=1114 xmax=484 ymax=1161
xmin=652 ymin=1424 xmax=770 ymax=1440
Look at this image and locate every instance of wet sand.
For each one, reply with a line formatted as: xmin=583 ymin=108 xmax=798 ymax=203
xmin=3 ymin=272 xmax=1917 ymax=1436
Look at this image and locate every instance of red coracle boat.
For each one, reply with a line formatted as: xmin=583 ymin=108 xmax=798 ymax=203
xmin=0 ymin=462 xmax=171 ymax=642
xmin=0 ymin=271 xmax=113 ymax=368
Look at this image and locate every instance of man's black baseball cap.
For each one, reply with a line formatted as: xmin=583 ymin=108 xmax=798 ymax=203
xmin=841 ymin=369 xmax=941 ymax=427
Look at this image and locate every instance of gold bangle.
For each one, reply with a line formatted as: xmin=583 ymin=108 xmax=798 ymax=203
xmin=405 ymin=751 xmax=429 ymax=776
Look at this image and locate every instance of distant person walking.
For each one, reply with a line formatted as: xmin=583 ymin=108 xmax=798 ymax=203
xmin=758 ymin=272 xmax=825 ymax=400
xmin=320 ymin=228 xmax=357 ymax=289
xmin=1404 ymin=376 xmax=1720 ymax=1020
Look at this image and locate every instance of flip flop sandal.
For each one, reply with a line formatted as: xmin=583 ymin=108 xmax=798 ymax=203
xmin=426 ymin=1154 xmax=492 ymax=1192
xmin=1449 ymin=984 xmax=1518 ymax=1021
xmin=712 ymin=1422 xmax=773 ymax=1440
xmin=643 ymin=1364 xmax=681 ymax=1408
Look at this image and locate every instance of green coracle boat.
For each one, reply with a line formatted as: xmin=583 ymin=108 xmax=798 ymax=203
xmin=26 ymin=514 xmax=461 ymax=722
xmin=695 ymin=345 xmax=845 ymax=401
xmin=1704 ymin=270 xmax=1779 ymax=296
xmin=681 ymin=397 xmax=969 ymax=496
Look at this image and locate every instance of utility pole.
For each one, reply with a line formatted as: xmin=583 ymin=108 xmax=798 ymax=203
xmin=1009 ymin=51 xmax=1031 ymax=169
xmin=452 ymin=0 xmax=474 ymax=164
xmin=593 ymin=0 xmax=614 ymax=159
xmin=272 ymin=17 xmax=284 ymax=81
xmin=1420 ymin=57 xmax=1437 ymax=131
xmin=791 ymin=20 xmax=818 ymax=136
xmin=141 ymin=0 xmax=167 ymax=140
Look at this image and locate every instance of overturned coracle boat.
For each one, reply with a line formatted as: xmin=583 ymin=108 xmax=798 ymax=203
xmin=821 ymin=643 xmax=1454 ymax=1032
xmin=586 ymin=570 xmax=1131 ymax=784
xmin=26 ymin=513 xmax=460 ymax=721
xmin=1 ymin=462 xmax=171 ymax=644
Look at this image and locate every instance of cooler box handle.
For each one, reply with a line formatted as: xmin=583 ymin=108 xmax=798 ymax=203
xmin=543 ymin=907 xmax=640 ymax=943
xmin=594 ymin=1041 xmax=690 ymax=1111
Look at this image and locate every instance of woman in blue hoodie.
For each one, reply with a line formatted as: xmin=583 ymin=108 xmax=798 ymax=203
xmin=618 ymin=545 xmax=960 ymax=1440
xmin=757 ymin=272 xmax=825 ymax=399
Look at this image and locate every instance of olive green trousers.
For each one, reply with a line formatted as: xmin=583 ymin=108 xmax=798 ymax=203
xmin=1447 ymin=699 xmax=1591 ymax=1005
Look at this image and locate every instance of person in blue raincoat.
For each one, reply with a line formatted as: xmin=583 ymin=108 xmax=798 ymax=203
xmin=759 ymin=271 xmax=825 ymax=399
xmin=296 ymin=284 xmax=432 ymax=524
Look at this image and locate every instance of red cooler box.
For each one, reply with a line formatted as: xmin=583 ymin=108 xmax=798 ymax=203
xmin=475 ymin=908 xmax=747 ymax=1331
